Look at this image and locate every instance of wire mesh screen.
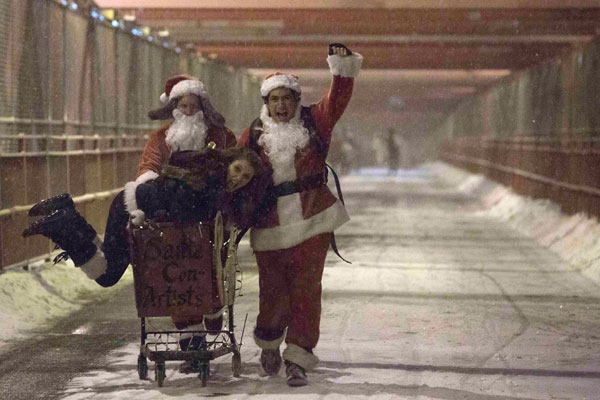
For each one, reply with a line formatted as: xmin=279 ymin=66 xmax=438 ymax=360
xmin=0 ymin=0 xmax=262 ymax=270
xmin=438 ymin=37 xmax=600 ymax=140
xmin=439 ymin=36 xmax=600 ymax=222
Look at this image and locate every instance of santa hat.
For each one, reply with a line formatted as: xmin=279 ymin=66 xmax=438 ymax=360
xmin=159 ymin=74 xmax=208 ymax=104
xmin=260 ymin=73 xmax=302 ymax=98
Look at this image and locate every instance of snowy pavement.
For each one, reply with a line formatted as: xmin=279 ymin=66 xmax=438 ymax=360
xmin=2 ymin=163 xmax=600 ymax=399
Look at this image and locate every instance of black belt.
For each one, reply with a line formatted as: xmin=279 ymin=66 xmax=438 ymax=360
xmin=269 ymin=170 xmax=328 ymax=198
xmin=235 ymin=164 xmax=351 ymax=264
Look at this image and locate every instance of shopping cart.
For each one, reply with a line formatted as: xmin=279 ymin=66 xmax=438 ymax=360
xmin=128 ymin=212 xmax=244 ymax=387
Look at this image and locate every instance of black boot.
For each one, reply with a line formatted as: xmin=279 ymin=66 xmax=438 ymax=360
xmin=28 ymin=193 xmax=75 ymax=216
xmin=22 ymin=208 xmax=97 ymax=266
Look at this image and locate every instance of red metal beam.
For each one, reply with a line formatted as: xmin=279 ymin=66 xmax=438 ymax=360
xmin=132 ymin=8 xmax=600 ymax=36
xmin=195 ymin=42 xmax=570 ymax=70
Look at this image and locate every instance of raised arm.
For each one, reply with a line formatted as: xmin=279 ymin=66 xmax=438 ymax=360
xmin=311 ymin=45 xmax=363 ymax=149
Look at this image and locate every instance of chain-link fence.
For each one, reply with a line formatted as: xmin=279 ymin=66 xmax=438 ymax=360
xmin=0 ymin=0 xmax=262 ymax=269
xmin=439 ymin=36 xmax=600 ymax=220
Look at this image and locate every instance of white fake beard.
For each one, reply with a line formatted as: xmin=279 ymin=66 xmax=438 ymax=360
xmin=165 ymin=109 xmax=208 ymax=152
xmin=258 ymin=117 xmax=310 ymax=185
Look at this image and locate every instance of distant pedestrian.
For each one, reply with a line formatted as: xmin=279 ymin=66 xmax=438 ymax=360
xmin=386 ymin=128 xmax=400 ymax=175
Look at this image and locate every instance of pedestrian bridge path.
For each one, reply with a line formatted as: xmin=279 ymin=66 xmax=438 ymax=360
xmin=3 ymin=163 xmax=600 ymax=399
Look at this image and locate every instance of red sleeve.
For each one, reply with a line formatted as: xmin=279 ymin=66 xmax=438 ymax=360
xmin=137 ymin=127 xmax=170 ymax=178
xmin=237 ymin=127 xmax=251 ymax=147
xmin=310 ymin=76 xmax=354 ymax=150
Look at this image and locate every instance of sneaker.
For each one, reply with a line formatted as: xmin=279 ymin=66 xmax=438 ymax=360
xmin=179 ymin=360 xmax=194 ymax=374
xmin=260 ymin=348 xmax=282 ymax=376
xmin=285 ymin=361 xmax=308 ymax=387
xmin=178 ymin=360 xmax=204 ymax=374
xmin=178 ymin=335 xmax=206 ymax=374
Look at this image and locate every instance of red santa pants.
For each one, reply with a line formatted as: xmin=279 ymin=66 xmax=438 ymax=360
xmin=254 ymin=232 xmax=332 ymax=350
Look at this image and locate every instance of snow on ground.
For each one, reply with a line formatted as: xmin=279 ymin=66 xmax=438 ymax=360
xmin=0 ymin=260 xmax=133 ymax=348
xmin=428 ymin=162 xmax=600 ymax=286
xmin=2 ymin=162 xmax=600 ymax=399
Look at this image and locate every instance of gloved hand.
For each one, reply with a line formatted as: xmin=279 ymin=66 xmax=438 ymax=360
xmin=328 ymin=43 xmax=352 ymax=56
xmin=129 ymin=209 xmax=146 ymax=226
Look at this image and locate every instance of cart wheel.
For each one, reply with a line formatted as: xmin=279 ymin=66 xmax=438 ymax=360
xmin=137 ymin=354 xmax=148 ymax=380
xmin=232 ymin=352 xmax=242 ymax=377
xmin=155 ymin=362 xmax=166 ymax=387
xmin=198 ymin=362 xmax=210 ymax=387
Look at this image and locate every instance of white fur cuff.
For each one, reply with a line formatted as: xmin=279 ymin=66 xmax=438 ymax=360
xmin=130 ymin=209 xmax=146 ymax=226
xmin=124 ymin=170 xmax=159 ymax=214
xmin=282 ymin=343 xmax=319 ymax=371
xmin=327 ymin=53 xmax=363 ymax=78
xmin=204 ymin=307 xmax=225 ymax=319
xmin=254 ymin=329 xmax=286 ymax=350
xmin=79 ymin=250 xmax=107 ymax=280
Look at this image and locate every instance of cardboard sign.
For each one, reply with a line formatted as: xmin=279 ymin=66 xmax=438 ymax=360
xmin=130 ymin=222 xmax=220 ymax=318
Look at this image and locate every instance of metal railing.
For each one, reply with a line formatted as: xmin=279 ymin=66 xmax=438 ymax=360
xmin=0 ymin=0 xmax=262 ymax=270
xmin=440 ymin=137 xmax=600 ymax=219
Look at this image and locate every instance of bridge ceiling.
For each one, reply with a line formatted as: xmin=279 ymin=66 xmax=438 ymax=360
xmin=97 ymin=1 xmax=600 ymax=133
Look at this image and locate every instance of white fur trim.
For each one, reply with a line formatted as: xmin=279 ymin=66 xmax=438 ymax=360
xmin=79 ymin=250 xmax=107 ymax=280
xmin=260 ymin=74 xmax=302 ymax=97
xmin=282 ymin=343 xmax=319 ymax=371
xmin=327 ymin=53 xmax=363 ymax=78
xmin=250 ymin=199 xmax=350 ymax=251
xmin=204 ymin=307 xmax=225 ymax=319
xmin=254 ymin=329 xmax=286 ymax=350
xmin=159 ymin=92 xmax=168 ymax=104
xmin=123 ymin=170 xmax=159 ymax=213
xmin=277 ymin=193 xmax=303 ymax=225
xmin=168 ymin=79 xmax=207 ymax=102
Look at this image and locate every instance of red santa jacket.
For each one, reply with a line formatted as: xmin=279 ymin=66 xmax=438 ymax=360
xmin=137 ymin=125 xmax=236 ymax=178
xmin=238 ymin=53 xmax=362 ymax=251
xmin=124 ymin=124 xmax=236 ymax=214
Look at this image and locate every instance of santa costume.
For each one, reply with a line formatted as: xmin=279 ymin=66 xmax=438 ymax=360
xmin=125 ymin=74 xmax=237 ymax=219
xmin=238 ymin=50 xmax=363 ymax=373
xmin=23 ymin=74 xmax=236 ymax=289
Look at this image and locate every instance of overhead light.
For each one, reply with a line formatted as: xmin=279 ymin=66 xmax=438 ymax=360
xmin=123 ymin=14 xmax=136 ymax=22
xmin=157 ymin=30 xmax=170 ymax=37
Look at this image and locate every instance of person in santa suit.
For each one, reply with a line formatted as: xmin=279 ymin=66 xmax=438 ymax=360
xmin=238 ymin=44 xmax=362 ymax=387
xmin=22 ymin=75 xmax=236 ymax=342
